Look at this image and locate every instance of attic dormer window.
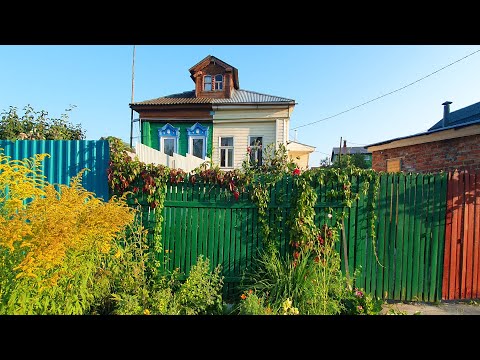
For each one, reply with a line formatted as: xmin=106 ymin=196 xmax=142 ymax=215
xmin=214 ymin=74 xmax=223 ymax=90
xmin=203 ymin=75 xmax=212 ymax=91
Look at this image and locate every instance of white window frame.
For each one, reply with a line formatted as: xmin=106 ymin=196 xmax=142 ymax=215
xmin=158 ymin=123 xmax=180 ymax=156
xmin=189 ymin=136 xmax=206 ymax=159
xmin=219 ymin=136 xmax=234 ymax=169
xmin=187 ymin=122 xmax=209 ymax=160
xmin=161 ymin=136 xmax=177 ymax=156
xmin=203 ymin=75 xmax=212 ymax=91
xmin=214 ymin=74 xmax=223 ymax=90
xmin=248 ymin=135 xmax=264 ymax=166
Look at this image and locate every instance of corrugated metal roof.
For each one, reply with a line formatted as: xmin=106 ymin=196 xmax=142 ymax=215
xmin=131 ymin=89 xmax=295 ymax=106
xmin=331 ymin=147 xmax=370 ymax=155
xmin=366 ymin=101 xmax=480 ymax=148
xmin=429 ymin=101 xmax=480 ymax=131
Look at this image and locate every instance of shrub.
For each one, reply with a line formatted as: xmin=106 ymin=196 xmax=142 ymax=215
xmin=0 ymin=149 xmax=135 ymax=314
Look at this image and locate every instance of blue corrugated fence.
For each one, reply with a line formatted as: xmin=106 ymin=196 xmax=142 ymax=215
xmin=0 ymin=140 xmax=110 ymax=201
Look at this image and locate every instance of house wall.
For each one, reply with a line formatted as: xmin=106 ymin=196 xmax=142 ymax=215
xmin=371 ymin=134 xmax=480 ymax=172
xmin=141 ymin=121 xmax=213 ymax=158
xmin=212 ymin=121 xmax=277 ymax=169
xmin=211 ymin=107 xmax=292 ymax=169
xmin=288 ymin=151 xmax=310 ymax=169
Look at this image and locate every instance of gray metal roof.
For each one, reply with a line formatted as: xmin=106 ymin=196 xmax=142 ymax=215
xmin=130 ymin=89 xmax=295 ymax=106
xmin=331 ymin=147 xmax=370 ymax=155
xmin=429 ymin=101 xmax=480 ymax=131
xmin=366 ymin=101 xmax=480 ymax=148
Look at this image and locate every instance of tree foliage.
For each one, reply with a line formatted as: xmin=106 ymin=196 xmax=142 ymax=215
xmin=0 ymin=104 xmax=86 ymax=140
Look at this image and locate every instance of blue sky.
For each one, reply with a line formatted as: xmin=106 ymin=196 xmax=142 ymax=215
xmin=1 ymin=45 xmax=479 ymax=167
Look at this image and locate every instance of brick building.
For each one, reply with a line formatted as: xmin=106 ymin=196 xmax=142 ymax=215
xmin=366 ymin=101 xmax=480 ymax=173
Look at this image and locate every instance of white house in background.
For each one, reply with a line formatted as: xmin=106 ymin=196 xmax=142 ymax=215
xmin=130 ymin=55 xmax=314 ymax=170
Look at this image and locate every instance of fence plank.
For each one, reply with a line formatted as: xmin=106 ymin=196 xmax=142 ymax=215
xmin=455 ymin=172 xmax=464 ymax=299
xmin=375 ymin=174 xmax=387 ymax=298
xmin=394 ymin=174 xmax=406 ymax=300
xmin=428 ymin=175 xmax=440 ymax=302
xmin=465 ymin=173 xmax=475 ymax=299
xmin=388 ymin=174 xmax=398 ymax=299
xmin=411 ymin=174 xmax=422 ymax=300
xmin=418 ymin=175 xmax=427 ymax=300
xmin=347 ymin=176 xmax=358 ymax=277
xmin=474 ymin=173 xmax=480 ymax=299
xmin=443 ymin=172 xmax=454 ymax=299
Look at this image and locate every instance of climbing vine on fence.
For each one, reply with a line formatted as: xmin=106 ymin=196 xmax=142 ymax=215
xmin=106 ymin=138 xmax=381 ymax=269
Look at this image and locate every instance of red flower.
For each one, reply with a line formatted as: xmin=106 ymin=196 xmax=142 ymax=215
xmin=233 ymin=191 xmax=240 ymax=200
xmin=240 ymin=293 xmax=247 ymax=300
xmin=317 ymin=235 xmax=324 ymax=245
xmin=133 ymin=187 xmax=139 ymax=193
xmin=314 ymin=256 xmax=320 ymax=263
xmin=247 ymin=146 xmax=251 ymax=154
xmin=293 ymin=251 xmax=300 ymax=259
xmin=293 ymin=168 xmax=301 ymax=176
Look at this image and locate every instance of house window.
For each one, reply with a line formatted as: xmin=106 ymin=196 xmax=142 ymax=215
xmin=214 ymin=74 xmax=223 ymax=90
xmin=158 ymin=123 xmax=180 ymax=156
xmin=187 ymin=122 xmax=209 ymax=159
xmin=219 ymin=137 xmax=234 ymax=168
xmin=203 ymin=75 xmax=212 ymax=91
xmin=249 ymin=136 xmax=263 ymax=166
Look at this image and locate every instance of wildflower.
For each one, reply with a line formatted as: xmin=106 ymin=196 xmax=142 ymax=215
xmin=293 ymin=168 xmax=301 ymax=176
xmin=317 ymin=235 xmax=324 ymax=245
xmin=355 ymin=289 xmax=363 ymax=297
xmin=247 ymin=146 xmax=251 ymax=154
xmin=144 ymin=309 xmax=151 ymax=315
xmin=357 ymin=306 xmax=363 ymax=312
xmin=233 ymin=190 xmax=240 ymax=200
xmin=133 ymin=186 xmax=139 ymax=193
xmin=248 ymin=289 xmax=253 ymax=295
xmin=292 ymin=260 xmax=297 ymax=268
xmin=327 ymin=213 xmax=333 ymax=219
xmin=314 ymin=255 xmax=320 ymax=263
xmin=240 ymin=293 xmax=247 ymax=300
xmin=293 ymin=251 xmax=300 ymax=259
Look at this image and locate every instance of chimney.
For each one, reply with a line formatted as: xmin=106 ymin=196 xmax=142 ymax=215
xmin=442 ymin=101 xmax=452 ymax=127
xmin=343 ymin=140 xmax=347 ymax=154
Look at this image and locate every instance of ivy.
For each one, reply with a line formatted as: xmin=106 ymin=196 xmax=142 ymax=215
xmin=106 ymin=138 xmax=382 ymax=275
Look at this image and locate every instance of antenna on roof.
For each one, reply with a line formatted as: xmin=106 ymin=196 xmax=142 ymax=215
xmin=129 ymin=45 xmax=136 ymax=148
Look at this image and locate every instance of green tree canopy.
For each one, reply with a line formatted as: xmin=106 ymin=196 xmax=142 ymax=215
xmin=0 ymin=104 xmax=86 ymax=140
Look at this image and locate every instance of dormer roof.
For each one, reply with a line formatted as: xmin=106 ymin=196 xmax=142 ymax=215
xmin=188 ymin=55 xmax=239 ymax=89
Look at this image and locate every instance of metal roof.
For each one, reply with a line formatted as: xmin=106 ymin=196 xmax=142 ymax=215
xmin=429 ymin=101 xmax=480 ymax=131
xmin=366 ymin=101 xmax=480 ymax=148
xmin=130 ymin=89 xmax=295 ymax=106
xmin=331 ymin=147 xmax=370 ymax=155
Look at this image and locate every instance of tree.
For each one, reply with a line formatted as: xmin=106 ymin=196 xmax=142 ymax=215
xmin=333 ymin=153 xmax=371 ymax=169
xmin=0 ymin=104 xmax=86 ymax=140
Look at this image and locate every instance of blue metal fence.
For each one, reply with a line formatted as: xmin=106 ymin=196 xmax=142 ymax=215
xmin=0 ymin=140 xmax=110 ymax=201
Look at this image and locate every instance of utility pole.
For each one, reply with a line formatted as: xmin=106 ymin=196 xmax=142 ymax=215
xmin=129 ymin=45 xmax=136 ymax=148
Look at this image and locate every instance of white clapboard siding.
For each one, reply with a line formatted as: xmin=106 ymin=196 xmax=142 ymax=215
xmin=132 ymin=143 xmax=210 ymax=172
xmin=212 ymin=121 xmax=276 ymax=169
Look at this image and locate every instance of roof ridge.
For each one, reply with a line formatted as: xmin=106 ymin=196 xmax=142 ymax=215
xmin=235 ymin=88 xmax=294 ymax=101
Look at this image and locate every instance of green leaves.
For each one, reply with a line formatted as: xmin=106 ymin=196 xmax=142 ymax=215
xmin=0 ymin=104 xmax=86 ymax=140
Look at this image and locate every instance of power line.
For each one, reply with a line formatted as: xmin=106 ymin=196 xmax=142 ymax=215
xmin=292 ymin=48 xmax=480 ymax=130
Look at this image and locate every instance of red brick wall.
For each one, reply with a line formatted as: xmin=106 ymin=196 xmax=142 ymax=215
xmin=372 ymin=134 xmax=480 ymax=173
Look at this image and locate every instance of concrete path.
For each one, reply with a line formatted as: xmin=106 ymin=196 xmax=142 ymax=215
xmin=381 ymin=301 xmax=480 ymax=315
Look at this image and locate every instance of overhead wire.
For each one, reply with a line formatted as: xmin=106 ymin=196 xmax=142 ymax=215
xmin=292 ymin=48 xmax=480 ymax=130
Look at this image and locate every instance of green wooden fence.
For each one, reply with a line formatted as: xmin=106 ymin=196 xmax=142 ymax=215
xmin=133 ymin=172 xmax=448 ymax=302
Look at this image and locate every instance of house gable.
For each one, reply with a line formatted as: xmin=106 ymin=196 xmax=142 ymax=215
xmin=189 ymin=55 xmax=239 ymax=99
